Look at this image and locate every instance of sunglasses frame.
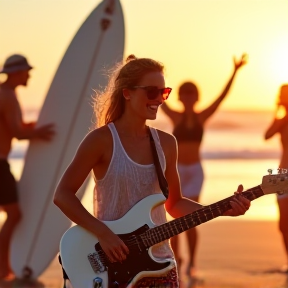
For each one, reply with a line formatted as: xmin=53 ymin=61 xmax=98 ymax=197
xmin=130 ymin=86 xmax=172 ymax=100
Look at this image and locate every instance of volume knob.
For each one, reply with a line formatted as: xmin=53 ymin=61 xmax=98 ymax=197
xmin=93 ymin=277 xmax=103 ymax=288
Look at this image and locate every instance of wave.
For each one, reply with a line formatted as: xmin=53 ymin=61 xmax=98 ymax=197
xmin=9 ymin=146 xmax=280 ymax=160
xmin=10 ymin=108 xmax=280 ymax=161
xmin=202 ymin=150 xmax=280 ymax=160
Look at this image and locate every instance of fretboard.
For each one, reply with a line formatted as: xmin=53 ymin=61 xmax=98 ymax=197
xmin=139 ymin=185 xmax=264 ymax=248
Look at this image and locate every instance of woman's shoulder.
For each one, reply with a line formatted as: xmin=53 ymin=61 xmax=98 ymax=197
xmin=152 ymin=128 xmax=177 ymax=164
xmin=82 ymin=125 xmax=112 ymax=147
xmin=161 ymin=103 xmax=182 ymax=123
xmin=153 ymin=128 xmax=177 ymax=148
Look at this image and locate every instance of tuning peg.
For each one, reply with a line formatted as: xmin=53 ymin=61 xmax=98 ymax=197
xmin=267 ymin=169 xmax=273 ymax=175
xmin=277 ymin=168 xmax=288 ymax=174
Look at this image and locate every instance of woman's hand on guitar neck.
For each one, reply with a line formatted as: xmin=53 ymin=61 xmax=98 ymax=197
xmin=222 ymin=184 xmax=251 ymax=216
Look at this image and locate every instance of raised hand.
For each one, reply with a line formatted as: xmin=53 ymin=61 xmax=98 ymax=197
xmin=234 ymin=53 xmax=248 ymax=71
xmin=35 ymin=123 xmax=55 ymax=141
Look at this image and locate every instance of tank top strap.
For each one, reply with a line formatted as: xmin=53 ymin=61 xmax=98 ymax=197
xmin=149 ymin=127 xmax=166 ymax=173
xmin=107 ymin=122 xmax=126 ymax=165
xmin=107 ymin=122 xmax=121 ymax=149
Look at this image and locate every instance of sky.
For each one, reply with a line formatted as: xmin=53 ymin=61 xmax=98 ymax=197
xmin=1 ymin=0 xmax=288 ymax=112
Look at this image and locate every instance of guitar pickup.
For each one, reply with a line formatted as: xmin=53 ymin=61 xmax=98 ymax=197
xmin=88 ymin=252 xmax=106 ymax=273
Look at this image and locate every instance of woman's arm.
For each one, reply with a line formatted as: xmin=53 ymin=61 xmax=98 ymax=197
xmin=4 ymin=93 xmax=55 ymax=141
xmin=264 ymin=113 xmax=288 ymax=140
xmin=160 ymin=131 xmax=250 ymax=218
xmin=199 ymin=54 xmax=247 ymax=124
xmin=162 ymin=132 xmax=202 ymax=218
xmin=53 ymin=129 xmax=129 ymax=262
xmin=161 ymin=102 xmax=181 ymax=123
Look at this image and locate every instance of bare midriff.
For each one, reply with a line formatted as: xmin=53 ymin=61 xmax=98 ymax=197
xmin=0 ymin=124 xmax=12 ymax=160
xmin=280 ymin=126 xmax=288 ymax=168
xmin=280 ymin=146 xmax=288 ymax=169
xmin=177 ymin=141 xmax=201 ymax=165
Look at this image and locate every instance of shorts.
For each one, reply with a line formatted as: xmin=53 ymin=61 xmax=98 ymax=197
xmin=277 ymin=191 xmax=288 ymax=200
xmin=177 ymin=162 xmax=204 ymax=199
xmin=0 ymin=159 xmax=18 ymax=205
xmin=135 ymin=267 xmax=179 ymax=288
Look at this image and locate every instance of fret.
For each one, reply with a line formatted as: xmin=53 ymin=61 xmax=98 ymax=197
xmin=209 ymin=205 xmax=214 ymax=218
xmin=183 ymin=216 xmax=189 ymax=230
xmin=140 ymin=185 xmax=265 ymax=248
xmin=159 ymin=224 xmax=165 ymax=241
xmin=143 ymin=232 xmax=151 ymax=247
xmin=142 ymin=234 xmax=149 ymax=248
xmin=152 ymin=229 xmax=159 ymax=244
xmin=171 ymin=221 xmax=179 ymax=236
xmin=163 ymin=224 xmax=173 ymax=240
xmin=194 ymin=210 xmax=202 ymax=224
xmin=179 ymin=218 xmax=184 ymax=232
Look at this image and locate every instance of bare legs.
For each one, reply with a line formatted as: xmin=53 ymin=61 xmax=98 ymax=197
xmin=278 ymin=197 xmax=288 ymax=272
xmin=171 ymin=196 xmax=199 ymax=287
xmin=171 ymin=228 xmax=198 ymax=276
xmin=0 ymin=203 xmax=22 ymax=279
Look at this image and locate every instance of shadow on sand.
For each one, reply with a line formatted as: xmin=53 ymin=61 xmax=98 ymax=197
xmin=0 ymin=278 xmax=45 ymax=288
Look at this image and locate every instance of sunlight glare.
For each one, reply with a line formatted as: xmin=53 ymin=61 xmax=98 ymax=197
xmin=269 ymin=39 xmax=288 ymax=85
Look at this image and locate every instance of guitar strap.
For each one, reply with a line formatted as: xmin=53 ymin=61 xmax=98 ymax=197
xmin=58 ymin=254 xmax=69 ymax=288
xmin=148 ymin=128 xmax=169 ymax=199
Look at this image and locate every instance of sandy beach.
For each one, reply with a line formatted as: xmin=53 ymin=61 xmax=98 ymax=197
xmin=1 ymin=219 xmax=287 ymax=288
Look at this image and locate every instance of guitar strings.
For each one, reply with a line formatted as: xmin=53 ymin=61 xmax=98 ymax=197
xmin=94 ymin=188 xmax=261 ymax=262
xmin=129 ymin=188 xmax=260 ymax=247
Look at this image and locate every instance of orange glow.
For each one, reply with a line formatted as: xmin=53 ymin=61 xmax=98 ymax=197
xmin=268 ymin=39 xmax=288 ymax=85
xmin=0 ymin=0 xmax=288 ymax=112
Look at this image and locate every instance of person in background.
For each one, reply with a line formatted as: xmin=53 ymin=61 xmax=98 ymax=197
xmin=264 ymin=84 xmax=288 ymax=274
xmin=53 ymin=54 xmax=250 ymax=288
xmin=0 ymin=54 xmax=55 ymax=280
xmin=161 ymin=54 xmax=247 ymax=284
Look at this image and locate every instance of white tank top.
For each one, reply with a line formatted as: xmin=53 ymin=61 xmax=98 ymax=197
xmin=93 ymin=122 xmax=174 ymax=259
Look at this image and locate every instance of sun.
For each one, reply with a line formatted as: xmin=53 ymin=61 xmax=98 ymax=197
xmin=268 ymin=38 xmax=288 ymax=85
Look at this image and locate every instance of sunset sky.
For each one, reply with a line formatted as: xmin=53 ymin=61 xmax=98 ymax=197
xmin=1 ymin=0 xmax=288 ymax=112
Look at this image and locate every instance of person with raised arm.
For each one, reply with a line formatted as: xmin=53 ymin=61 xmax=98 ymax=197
xmin=265 ymin=84 xmax=288 ymax=274
xmin=161 ymin=54 xmax=247 ymax=284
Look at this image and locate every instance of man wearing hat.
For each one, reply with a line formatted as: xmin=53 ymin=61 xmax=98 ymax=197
xmin=0 ymin=54 xmax=55 ymax=279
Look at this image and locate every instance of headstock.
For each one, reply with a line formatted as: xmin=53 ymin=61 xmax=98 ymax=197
xmin=261 ymin=168 xmax=288 ymax=195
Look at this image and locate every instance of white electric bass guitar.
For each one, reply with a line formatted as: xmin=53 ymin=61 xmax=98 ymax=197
xmin=59 ymin=170 xmax=288 ymax=288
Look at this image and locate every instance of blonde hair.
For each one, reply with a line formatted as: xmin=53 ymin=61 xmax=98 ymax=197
xmin=93 ymin=55 xmax=164 ymax=127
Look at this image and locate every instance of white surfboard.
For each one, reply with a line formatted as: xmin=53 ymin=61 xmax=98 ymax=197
xmin=10 ymin=0 xmax=125 ymax=279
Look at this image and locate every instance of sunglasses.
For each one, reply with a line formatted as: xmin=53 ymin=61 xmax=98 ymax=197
xmin=131 ymin=86 xmax=172 ymax=100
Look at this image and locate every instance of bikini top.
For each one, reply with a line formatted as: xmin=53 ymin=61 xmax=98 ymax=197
xmin=173 ymin=112 xmax=204 ymax=143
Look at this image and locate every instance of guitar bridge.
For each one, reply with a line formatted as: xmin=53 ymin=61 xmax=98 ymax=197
xmin=88 ymin=252 xmax=106 ymax=273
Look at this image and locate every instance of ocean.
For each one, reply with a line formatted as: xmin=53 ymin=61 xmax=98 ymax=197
xmin=5 ymin=109 xmax=282 ymax=222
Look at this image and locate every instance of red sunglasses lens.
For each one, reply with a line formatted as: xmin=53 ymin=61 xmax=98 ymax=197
xmin=146 ymin=87 xmax=171 ymax=100
xmin=146 ymin=88 xmax=159 ymax=100
xmin=162 ymin=88 xmax=172 ymax=100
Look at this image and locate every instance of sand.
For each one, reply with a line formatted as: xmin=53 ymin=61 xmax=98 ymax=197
xmin=1 ymin=219 xmax=287 ymax=288
xmin=189 ymin=219 xmax=287 ymax=288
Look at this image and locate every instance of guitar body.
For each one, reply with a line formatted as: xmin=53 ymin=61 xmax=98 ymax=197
xmin=60 ymin=194 xmax=174 ymax=288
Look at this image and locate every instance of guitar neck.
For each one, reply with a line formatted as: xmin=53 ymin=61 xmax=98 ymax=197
xmin=141 ymin=185 xmax=264 ymax=248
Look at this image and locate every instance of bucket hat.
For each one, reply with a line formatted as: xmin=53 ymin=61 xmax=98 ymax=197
xmin=0 ymin=54 xmax=33 ymax=74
